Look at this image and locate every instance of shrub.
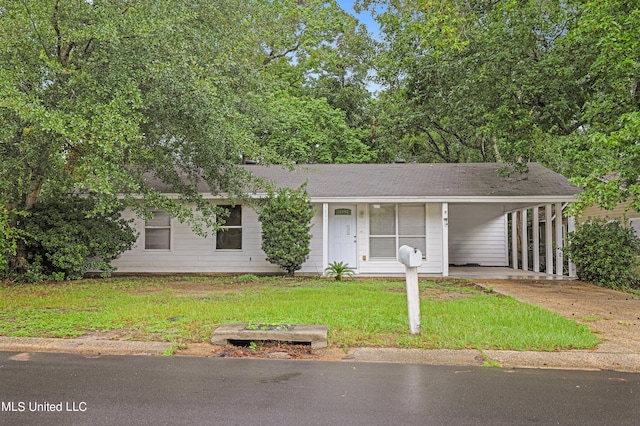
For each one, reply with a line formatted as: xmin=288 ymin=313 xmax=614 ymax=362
xmin=19 ymin=195 xmax=137 ymax=281
xmin=325 ymin=261 xmax=355 ymax=281
xmin=258 ymin=184 xmax=314 ymax=276
xmin=565 ymin=218 xmax=640 ymax=289
xmin=0 ymin=207 xmax=16 ymax=275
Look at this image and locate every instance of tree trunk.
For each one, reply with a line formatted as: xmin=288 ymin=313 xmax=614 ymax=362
xmin=8 ymin=175 xmax=44 ymax=273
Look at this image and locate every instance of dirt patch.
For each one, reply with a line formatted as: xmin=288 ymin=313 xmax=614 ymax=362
xmin=473 ymin=279 xmax=640 ymax=354
xmin=177 ymin=341 xmax=347 ymax=361
xmin=134 ymin=280 xmax=265 ymax=296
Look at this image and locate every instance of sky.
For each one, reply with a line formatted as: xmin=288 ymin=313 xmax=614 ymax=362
xmin=336 ymin=0 xmax=381 ymax=38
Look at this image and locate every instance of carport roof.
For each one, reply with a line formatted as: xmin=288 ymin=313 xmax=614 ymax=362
xmin=242 ymin=163 xmax=580 ymax=199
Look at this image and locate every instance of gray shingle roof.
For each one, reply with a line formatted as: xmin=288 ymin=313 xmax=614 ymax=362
xmin=243 ymin=163 xmax=580 ymax=199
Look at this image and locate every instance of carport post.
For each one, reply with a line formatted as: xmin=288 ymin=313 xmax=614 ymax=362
xmin=521 ymin=209 xmax=528 ymax=271
xmin=533 ymin=206 xmax=540 ymax=272
xmin=555 ymin=202 xmax=563 ymax=276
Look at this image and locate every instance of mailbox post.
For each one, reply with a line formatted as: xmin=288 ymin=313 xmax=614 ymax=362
xmin=398 ymin=245 xmax=422 ymax=334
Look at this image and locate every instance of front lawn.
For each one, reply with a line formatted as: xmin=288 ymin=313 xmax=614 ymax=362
xmin=0 ymin=276 xmax=599 ymax=351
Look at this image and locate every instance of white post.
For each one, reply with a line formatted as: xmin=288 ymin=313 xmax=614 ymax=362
xmin=568 ymin=215 xmax=577 ymax=278
xmin=442 ymin=203 xmax=449 ymax=277
xmin=521 ymin=209 xmax=528 ymax=271
xmin=511 ymin=212 xmax=518 ymax=270
xmin=398 ymin=245 xmax=422 ymax=335
xmin=545 ymin=204 xmax=553 ymax=274
xmin=555 ymin=202 xmax=563 ymax=276
xmin=322 ymin=203 xmax=329 ymax=274
xmin=533 ymin=206 xmax=540 ymax=272
xmin=405 ymin=266 xmax=421 ymax=334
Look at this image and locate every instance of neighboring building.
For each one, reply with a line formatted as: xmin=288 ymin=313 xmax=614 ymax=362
xmin=112 ymin=163 xmax=580 ymax=277
xmin=580 ymin=201 xmax=640 ymax=236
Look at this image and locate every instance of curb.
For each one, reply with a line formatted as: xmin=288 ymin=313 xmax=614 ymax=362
xmin=0 ymin=337 xmax=173 ymax=356
xmin=1 ymin=337 xmax=639 ymax=372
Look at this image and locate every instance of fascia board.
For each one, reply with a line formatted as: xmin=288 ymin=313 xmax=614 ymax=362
xmin=306 ymin=195 xmax=579 ymax=204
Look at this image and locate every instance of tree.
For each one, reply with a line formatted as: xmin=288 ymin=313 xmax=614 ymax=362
xmin=253 ymin=0 xmax=377 ymax=164
xmin=0 ymin=1 xmax=286 ymax=271
xmin=258 ymin=184 xmax=314 ymax=276
xmin=360 ymin=0 xmax=640 ymax=209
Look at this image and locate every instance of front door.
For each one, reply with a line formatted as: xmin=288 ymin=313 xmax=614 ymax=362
xmin=329 ymin=205 xmax=357 ymax=269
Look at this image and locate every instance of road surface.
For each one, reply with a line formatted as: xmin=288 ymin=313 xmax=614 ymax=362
xmin=0 ymin=352 xmax=638 ymax=425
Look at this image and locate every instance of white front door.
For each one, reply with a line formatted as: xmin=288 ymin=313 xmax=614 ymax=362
xmin=329 ymin=205 xmax=358 ymax=269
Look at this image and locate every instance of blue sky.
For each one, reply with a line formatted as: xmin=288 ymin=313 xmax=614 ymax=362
xmin=336 ymin=0 xmax=381 ymax=37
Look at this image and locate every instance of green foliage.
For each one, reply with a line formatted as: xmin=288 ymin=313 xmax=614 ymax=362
xmin=0 ymin=207 xmax=16 ymax=275
xmin=361 ymin=0 xmax=640 ymax=215
xmin=258 ymin=184 xmax=314 ymax=276
xmin=259 ymin=91 xmax=373 ymax=164
xmin=19 ymin=195 xmax=137 ymax=281
xmin=324 ymin=261 xmax=355 ymax=281
xmin=565 ymin=218 xmax=640 ymax=289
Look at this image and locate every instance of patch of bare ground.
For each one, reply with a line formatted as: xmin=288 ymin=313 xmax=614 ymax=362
xmin=473 ymin=279 xmax=640 ymax=354
xmin=177 ymin=341 xmax=347 ymax=361
xmin=420 ymin=281 xmax=490 ymax=301
xmin=134 ymin=280 xmax=265 ymax=296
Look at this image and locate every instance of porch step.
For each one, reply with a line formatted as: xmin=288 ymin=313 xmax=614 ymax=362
xmin=211 ymin=323 xmax=328 ymax=349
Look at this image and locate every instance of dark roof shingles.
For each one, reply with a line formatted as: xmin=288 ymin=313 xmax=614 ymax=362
xmin=243 ymin=163 xmax=579 ymax=198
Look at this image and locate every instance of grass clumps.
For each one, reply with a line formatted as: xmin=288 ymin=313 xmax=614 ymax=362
xmin=0 ymin=276 xmax=599 ymax=351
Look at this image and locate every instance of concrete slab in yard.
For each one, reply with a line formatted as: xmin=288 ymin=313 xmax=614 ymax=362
xmin=211 ymin=323 xmax=328 ymax=349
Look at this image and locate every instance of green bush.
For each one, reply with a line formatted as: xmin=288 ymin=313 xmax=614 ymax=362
xmin=0 ymin=207 xmax=16 ymax=275
xmin=565 ymin=218 xmax=640 ymax=289
xmin=258 ymin=184 xmax=314 ymax=276
xmin=19 ymin=195 xmax=137 ymax=281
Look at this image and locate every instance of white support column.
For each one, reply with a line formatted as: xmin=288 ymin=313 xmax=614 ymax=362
xmin=533 ymin=206 xmax=540 ymax=272
xmin=567 ymin=215 xmax=577 ymax=278
xmin=322 ymin=203 xmax=329 ymax=275
xmin=545 ymin=204 xmax=553 ymax=274
xmin=511 ymin=211 xmax=518 ymax=270
xmin=555 ymin=202 xmax=564 ymax=276
xmin=521 ymin=209 xmax=528 ymax=271
xmin=442 ymin=203 xmax=449 ymax=277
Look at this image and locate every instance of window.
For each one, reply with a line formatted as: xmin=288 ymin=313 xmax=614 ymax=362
xmin=369 ymin=204 xmax=426 ymax=259
xmin=216 ymin=205 xmax=242 ymax=250
xmin=145 ymin=209 xmax=171 ymax=250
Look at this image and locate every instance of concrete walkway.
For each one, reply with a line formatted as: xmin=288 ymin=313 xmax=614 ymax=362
xmin=1 ymin=278 xmax=639 ymax=372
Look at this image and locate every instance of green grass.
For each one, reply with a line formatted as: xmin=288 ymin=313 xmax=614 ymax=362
xmin=0 ymin=276 xmax=599 ymax=351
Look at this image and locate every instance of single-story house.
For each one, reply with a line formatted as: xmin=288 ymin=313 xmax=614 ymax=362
xmin=112 ymin=162 xmax=580 ymax=277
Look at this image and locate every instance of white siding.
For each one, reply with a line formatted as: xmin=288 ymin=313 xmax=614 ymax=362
xmin=448 ymin=203 xmax=508 ymax=266
xmin=300 ymin=204 xmax=325 ymax=274
xmin=113 ymin=204 xmax=325 ymax=274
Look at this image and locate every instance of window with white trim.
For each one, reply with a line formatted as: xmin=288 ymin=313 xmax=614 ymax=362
xmin=369 ymin=204 xmax=426 ymax=259
xmin=216 ymin=205 xmax=242 ymax=250
xmin=145 ymin=209 xmax=171 ymax=250
xmin=629 ymin=218 xmax=640 ymax=237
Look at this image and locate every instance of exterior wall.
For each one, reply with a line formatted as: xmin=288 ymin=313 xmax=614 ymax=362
xmin=448 ymin=203 xmax=509 ymax=267
xmin=581 ymin=202 xmax=640 ymax=223
xmin=115 ymin=201 xmax=513 ymax=275
xmin=112 ymin=204 xmax=324 ymax=274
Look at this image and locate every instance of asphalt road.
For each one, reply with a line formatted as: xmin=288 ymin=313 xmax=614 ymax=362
xmin=0 ymin=352 xmax=638 ymax=425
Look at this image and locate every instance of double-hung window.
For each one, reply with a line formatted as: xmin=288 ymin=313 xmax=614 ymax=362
xmin=369 ymin=204 xmax=426 ymax=259
xmin=216 ymin=205 xmax=242 ymax=250
xmin=145 ymin=209 xmax=171 ymax=250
